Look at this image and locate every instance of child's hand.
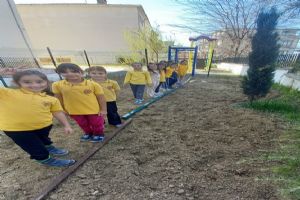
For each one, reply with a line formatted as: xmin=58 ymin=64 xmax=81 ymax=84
xmin=99 ymin=111 xmax=107 ymax=117
xmin=64 ymin=126 xmax=73 ymax=134
xmin=0 ymin=67 xmax=17 ymax=75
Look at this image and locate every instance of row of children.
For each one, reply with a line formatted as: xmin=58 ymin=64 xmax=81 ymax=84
xmin=0 ymin=60 xmax=188 ymax=167
xmin=125 ymin=60 xmax=188 ymax=104
xmin=0 ymin=64 xmax=121 ymax=167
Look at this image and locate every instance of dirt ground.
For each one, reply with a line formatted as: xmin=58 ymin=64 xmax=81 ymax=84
xmin=0 ymin=74 xmax=286 ymax=200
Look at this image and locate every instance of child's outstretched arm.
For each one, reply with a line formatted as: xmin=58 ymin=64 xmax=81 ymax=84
xmin=0 ymin=67 xmax=17 ymax=75
xmin=52 ymin=111 xmax=73 ymax=134
xmin=145 ymin=71 xmax=152 ymax=86
xmin=52 ymin=82 xmax=66 ymax=110
xmin=54 ymin=93 xmax=66 ymax=110
xmin=114 ymin=81 xmax=121 ymax=98
xmin=123 ymin=71 xmax=132 ymax=86
xmin=93 ymin=82 xmax=107 ymax=116
xmin=96 ymin=94 xmax=107 ymax=117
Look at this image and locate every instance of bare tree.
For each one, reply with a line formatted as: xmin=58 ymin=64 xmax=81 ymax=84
xmin=285 ymin=0 xmax=300 ymax=16
xmin=123 ymin=26 xmax=167 ymax=63
xmin=173 ymin=0 xmax=273 ymax=57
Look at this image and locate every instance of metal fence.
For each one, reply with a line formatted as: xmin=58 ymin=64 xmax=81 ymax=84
xmin=212 ymin=52 xmax=300 ymax=68
xmin=0 ymin=48 xmax=146 ymax=68
xmin=277 ymin=52 xmax=300 ymax=67
xmin=0 ymin=57 xmax=39 ymax=68
xmin=1 ymin=47 xmax=300 ymax=69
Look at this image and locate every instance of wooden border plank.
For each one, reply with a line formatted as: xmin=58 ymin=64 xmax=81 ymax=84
xmin=33 ymin=118 xmax=132 ymax=200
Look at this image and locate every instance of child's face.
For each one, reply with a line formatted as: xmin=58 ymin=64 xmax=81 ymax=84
xmin=132 ymin=63 xmax=142 ymax=70
xmin=89 ymin=70 xmax=107 ymax=81
xmin=149 ymin=63 xmax=157 ymax=70
xmin=158 ymin=64 xmax=164 ymax=70
xmin=171 ymin=64 xmax=178 ymax=69
xmin=60 ymin=69 xmax=83 ymax=81
xmin=182 ymin=60 xmax=188 ymax=65
xmin=18 ymin=75 xmax=48 ymax=93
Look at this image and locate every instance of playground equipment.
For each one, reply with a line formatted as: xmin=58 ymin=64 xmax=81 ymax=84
xmin=168 ymin=46 xmax=198 ymax=76
xmin=189 ymin=35 xmax=217 ymax=77
xmin=167 ymin=35 xmax=216 ymax=77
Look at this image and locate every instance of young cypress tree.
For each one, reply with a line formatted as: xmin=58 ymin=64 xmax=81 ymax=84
xmin=242 ymin=8 xmax=280 ymax=102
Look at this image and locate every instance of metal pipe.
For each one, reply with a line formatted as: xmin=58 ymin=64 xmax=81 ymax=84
xmin=47 ymin=47 xmax=62 ymax=80
xmin=83 ymin=50 xmax=91 ymax=68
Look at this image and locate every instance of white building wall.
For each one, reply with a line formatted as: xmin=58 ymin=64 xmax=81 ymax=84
xmin=0 ymin=0 xmax=33 ymax=57
xmin=17 ymin=4 xmax=139 ymax=51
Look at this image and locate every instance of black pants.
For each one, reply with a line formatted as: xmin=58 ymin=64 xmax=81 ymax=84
xmin=4 ymin=125 xmax=53 ymax=160
xmin=107 ymin=101 xmax=122 ymax=125
xmin=155 ymin=82 xmax=166 ymax=93
xmin=166 ymin=72 xmax=178 ymax=88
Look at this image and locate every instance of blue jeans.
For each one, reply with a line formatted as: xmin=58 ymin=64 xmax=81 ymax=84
xmin=130 ymin=84 xmax=145 ymax=100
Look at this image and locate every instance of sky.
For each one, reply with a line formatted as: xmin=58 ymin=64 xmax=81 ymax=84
xmin=13 ymin=0 xmax=194 ymax=46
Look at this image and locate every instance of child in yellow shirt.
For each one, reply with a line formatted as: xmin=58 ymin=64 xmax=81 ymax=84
xmin=165 ymin=62 xmax=178 ymax=89
xmin=178 ymin=60 xmax=188 ymax=85
xmin=88 ymin=66 xmax=122 ymax=127
xmin=155 ymin=61 xmax=166 ymax=94
xmin=0 ymin=68 xmax=75 ymax=167
xmin=52 ymin=63 xmax=107 ymax=142
xmin=124 ymin=62 xmax=152 ymax=105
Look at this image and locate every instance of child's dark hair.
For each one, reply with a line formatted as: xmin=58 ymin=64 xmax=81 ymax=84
xmin=147 ymin=62 xmax=157 ymax=73
xmin=87 ymin=66 xmax=107 ymax=74
xmin=180 ymin=59 xmax=188 ymax=64
xmin=131 ymin=62 xmax=142 ymax=66
xmin=157 ymin=62 xmax=166 ymax=72
xmin=13 ymin=70 xmax=53 ymax=95
xmin=56 ymin=63 xmax=83 ymax=74
xmin=167 ymin=61 xmax=173 ymax=66
xmin=171 ymin=62 xmax=178 ymax=66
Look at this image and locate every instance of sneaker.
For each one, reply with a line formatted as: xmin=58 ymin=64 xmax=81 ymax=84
xmin=80 ymin=134 xmax=91 ymax=142
xmin=90 ymin=135 xmax=105 ymax=143
xmin=134 ymin=99 xmax=142 ymax=105
xmin=45 ymin=145 xmax=69 ymax=156
xmin=38 ymin=157 xmax=76 ymax=167
xmin=154 ymin=92 xmax=162 ymax=97
xmin=115 ymin=124 xmax=123 ymax=128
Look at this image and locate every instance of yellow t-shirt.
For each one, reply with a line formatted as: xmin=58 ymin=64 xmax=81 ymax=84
xmin=159 ymin=70 xmax=166 ymax=82
xmin=178 ymin=64 xmax=188 ymax=76
xmin=95 ymin=79 xmax=120 ymax=102
xmin=0 ymin=88 xmax=63 ymax=131
xmin=124 ymin=70 xmax=152 ymax=85
xmin=52 ymin=79 xmax=104 ymax=115
xmin=165 ymin=66 xmax=175 ymax=78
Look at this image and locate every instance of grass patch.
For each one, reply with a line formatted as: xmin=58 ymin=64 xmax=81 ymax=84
xmin=243 ymin=100 xmax=300 ymax=121
xmin=242 ymin=83 xmax=300 ymax=122
xmin=241 ymin=83 xmax=300 ymax=199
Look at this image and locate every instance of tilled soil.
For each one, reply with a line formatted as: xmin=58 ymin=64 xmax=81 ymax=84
xmin=0 ymin=75 xmax=285 ymax=200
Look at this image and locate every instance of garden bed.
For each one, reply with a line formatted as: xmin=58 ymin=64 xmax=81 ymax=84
xmin=0 ymin=74 xmax=284 ymax=200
